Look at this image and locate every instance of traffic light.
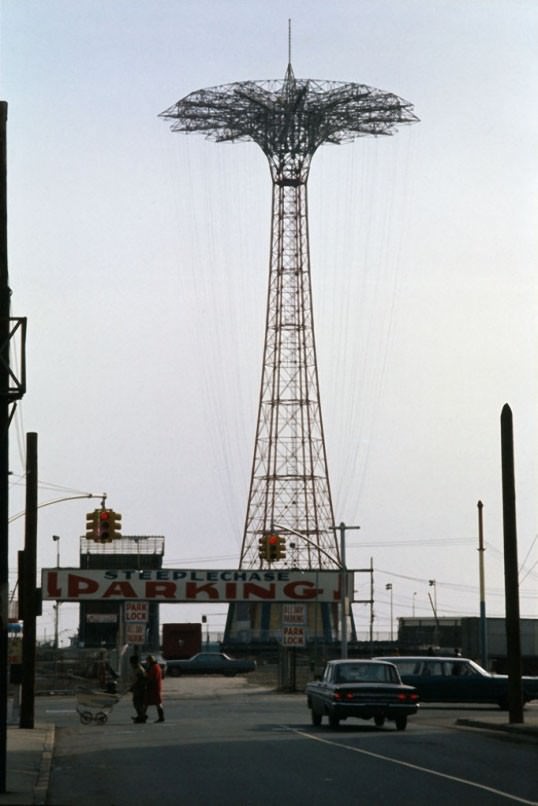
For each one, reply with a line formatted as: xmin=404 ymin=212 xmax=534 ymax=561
xmin=258 ymin=535 xmax=268 ymax=561
xmin=266 ymin=533 xmax=279 ymax=562
xmin=85 ymin=510 xmax=99 ymax=540
xmin=97 ymin=509 xmax=113 ymax=542
xmin=109 ymin=510 xmax=122 ymax=539
xmin=259 ymin=532 xmax=286 ymax=563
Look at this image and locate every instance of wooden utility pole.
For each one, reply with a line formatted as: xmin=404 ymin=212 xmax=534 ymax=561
xmin=500 ymin=404 xmax=523 ymax=723
xmin=20 ymin=433 xmax=38 ymax=728
xmin=0 ymin=100 xmax=10 ymax=793
xmin=477 ymin=500 xmax=488 ymax=669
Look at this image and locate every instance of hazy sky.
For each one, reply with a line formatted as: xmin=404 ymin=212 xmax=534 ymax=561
xmin=1 ymin=0 xmax=537 ymax=644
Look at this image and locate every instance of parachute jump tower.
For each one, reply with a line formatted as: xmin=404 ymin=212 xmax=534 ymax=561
xmin=161 ymin=53 xmax=417 ymax=643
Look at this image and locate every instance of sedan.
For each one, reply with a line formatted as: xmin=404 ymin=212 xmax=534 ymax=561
xmin=306 ymin=659 xmax=419 ymax=730
xmin=166 ymin=652 xmax=256 ymax=677
xmin=376 ymin=656 xmax=538 ymax=709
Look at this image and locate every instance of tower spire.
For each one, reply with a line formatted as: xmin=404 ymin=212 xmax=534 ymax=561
xmin=286 ymin=18 xmax=295 ymax=80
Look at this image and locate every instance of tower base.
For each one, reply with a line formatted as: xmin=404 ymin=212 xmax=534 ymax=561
xmin=224 ymin=601 xmax=355 ymax=646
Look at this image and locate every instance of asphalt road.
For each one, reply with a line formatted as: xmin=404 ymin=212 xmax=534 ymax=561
xmin=40 ymin=677 xmax=538 ymax=806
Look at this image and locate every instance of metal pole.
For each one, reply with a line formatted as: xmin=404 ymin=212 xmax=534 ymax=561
xmin=369 ymin=557 xmax=374 ymax=644
xmin=385 ymin=584 xmax=393 ymax=641
xmin=339 ymin=522 xmax=347 ymax=658
xmin=428 ymin=579 xmax=439 ymax=647
xmin=334 ymin=522 xmax=360 ymax=658
xmin=477 ymin=501 xmax=488 ymax=668
xmin=53 ymin=536 xmax=60 ymax=650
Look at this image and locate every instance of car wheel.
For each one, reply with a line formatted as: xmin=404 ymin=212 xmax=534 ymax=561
xmin=311 ymin=708 xmax=322 ymax=727
xmin=395 ymin=715 xmax=407 ymax=731
xmin=328 ymin=713 xmax=340 ymax=729
xmin=374 ymin=715 xmax=385 ymax=727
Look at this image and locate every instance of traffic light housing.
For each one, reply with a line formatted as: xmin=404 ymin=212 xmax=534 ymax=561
xmin=85 ymin=510 xmax=99 ymax=540
xmin=109 ymin=510 xmax=122 ymax=539
xmin=258 ymin=535 xmax=268 ymax=561
xmin=266 ymin=533 xmax=279 ymax=561
xmin=258 ymin=532 xmax=287 ymax=563
xmin=97 ymin=509 xmax=113 ymax=542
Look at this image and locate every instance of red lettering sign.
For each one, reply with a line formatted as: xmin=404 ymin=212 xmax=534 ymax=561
xmin=68 ymin=574 xmax=99 ymax=598
xmin=185 ymin=582 xmax=220 ymax=600
xmin=145 ymin=581 xmax=176 ymax=599
xmin=283 ymin=581 xmax=320 ymax=600
xmin=103 ymin=581 xmax=137 ymax=598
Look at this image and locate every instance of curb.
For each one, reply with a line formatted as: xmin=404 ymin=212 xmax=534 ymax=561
xmin=33 ymin=725 xmax=55 ymax=805
xmin=456 ymin=718 xmax=538 ymax=744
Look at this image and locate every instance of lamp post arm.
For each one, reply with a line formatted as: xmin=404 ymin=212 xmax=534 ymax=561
xmin=9 ymin=492 xmax=105 ymax=523
xmin=271 ymin=523 xmax=343 ymax=567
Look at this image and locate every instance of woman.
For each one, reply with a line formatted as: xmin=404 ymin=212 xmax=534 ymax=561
xmin=145 ymin=655 xmax=164 ymax=722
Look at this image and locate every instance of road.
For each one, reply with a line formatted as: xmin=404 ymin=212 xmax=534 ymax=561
xmin=40 ymin=677 xmax=538 ymax=806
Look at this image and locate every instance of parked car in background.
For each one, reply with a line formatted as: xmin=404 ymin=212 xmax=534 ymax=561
xmin=375 ymin=656 xmax=538 ymax=709
xmin=166 ymin=652 xmax=256 ymax=677
xmin=306 ymin=659 xmax=419 ymax=730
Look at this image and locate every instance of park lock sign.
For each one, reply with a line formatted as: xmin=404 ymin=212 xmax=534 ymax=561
xmin=41 ymin=568 xmax=353 ymax=604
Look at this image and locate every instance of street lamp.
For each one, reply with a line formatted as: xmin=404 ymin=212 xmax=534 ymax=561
xmin=428 ymin=579 xmax=437 ymax=613
xmin=385 ymin=583 xmax=393 ymax=641
xmin=428 ymin=579 xmax=439 ymax=647
xmin=412 ymin=591 xmax=417 ymax=617
xmin=272 ymin=521 xmax=359 ymax=659
xmin=52 ymin=535 xmax=60 ymax=650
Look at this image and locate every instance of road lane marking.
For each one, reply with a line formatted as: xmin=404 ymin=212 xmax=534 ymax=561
xmin=289 ymin=727 xmax=537 ymax=805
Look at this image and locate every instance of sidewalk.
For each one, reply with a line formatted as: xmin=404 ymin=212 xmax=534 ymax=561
xmin=456 ymin=711 xmax=538 ymax=742
xmin=0 ymin=723 xmax=55 ymax=806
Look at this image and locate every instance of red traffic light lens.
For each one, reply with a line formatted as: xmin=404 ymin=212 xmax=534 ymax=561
xmin=267 ymin=534 xmax=278 ymax=545
xmin=99 ymin=511 xmax=110 ymax=521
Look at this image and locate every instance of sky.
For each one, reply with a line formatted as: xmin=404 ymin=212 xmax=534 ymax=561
xmin=1 ymin=0 xmax=537 ymax=646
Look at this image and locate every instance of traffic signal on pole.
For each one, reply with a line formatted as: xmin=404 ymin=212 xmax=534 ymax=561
xmin=259 ymin=532 xmax=286 ymax=563
xmin=266 ymin=533 xmax=279 ymax=562
xmin=85 ymin=510 xmax=99 ymax=540
xmin=258 ymin=535 xmax=268 ymax=561
xmin=97 ymin=509 xmax=113 ymax=542
xmin=109 ymin=510 xmax=122 ymax=539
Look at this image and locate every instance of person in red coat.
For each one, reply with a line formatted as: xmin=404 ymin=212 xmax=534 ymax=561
xmin=145 ymin=655 xmax=164 ymax=722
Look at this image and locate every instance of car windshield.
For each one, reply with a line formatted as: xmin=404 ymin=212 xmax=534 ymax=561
xmin=335 ymin=663 xmax=397 ymax=684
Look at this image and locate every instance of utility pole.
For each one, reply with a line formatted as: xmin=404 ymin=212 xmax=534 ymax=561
xmin=335 ymin=522 xmax=360 ymax=659
xmin=0 ymin=98 xmax=9 ymax=795
xmin=20 ymin=432 xmax=38 ymax=728
xmin=477 ymin=501 xmax=488 ymax=669
xmin=500 ymin=404 xmax=523 ymax=723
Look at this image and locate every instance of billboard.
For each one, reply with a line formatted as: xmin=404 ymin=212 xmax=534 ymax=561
xmin=42 ymin=567 xmax=352 ymax=604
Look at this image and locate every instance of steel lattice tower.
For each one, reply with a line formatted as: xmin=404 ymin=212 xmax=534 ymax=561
xmin=161 ymin=60 xmax=417 ymax=640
